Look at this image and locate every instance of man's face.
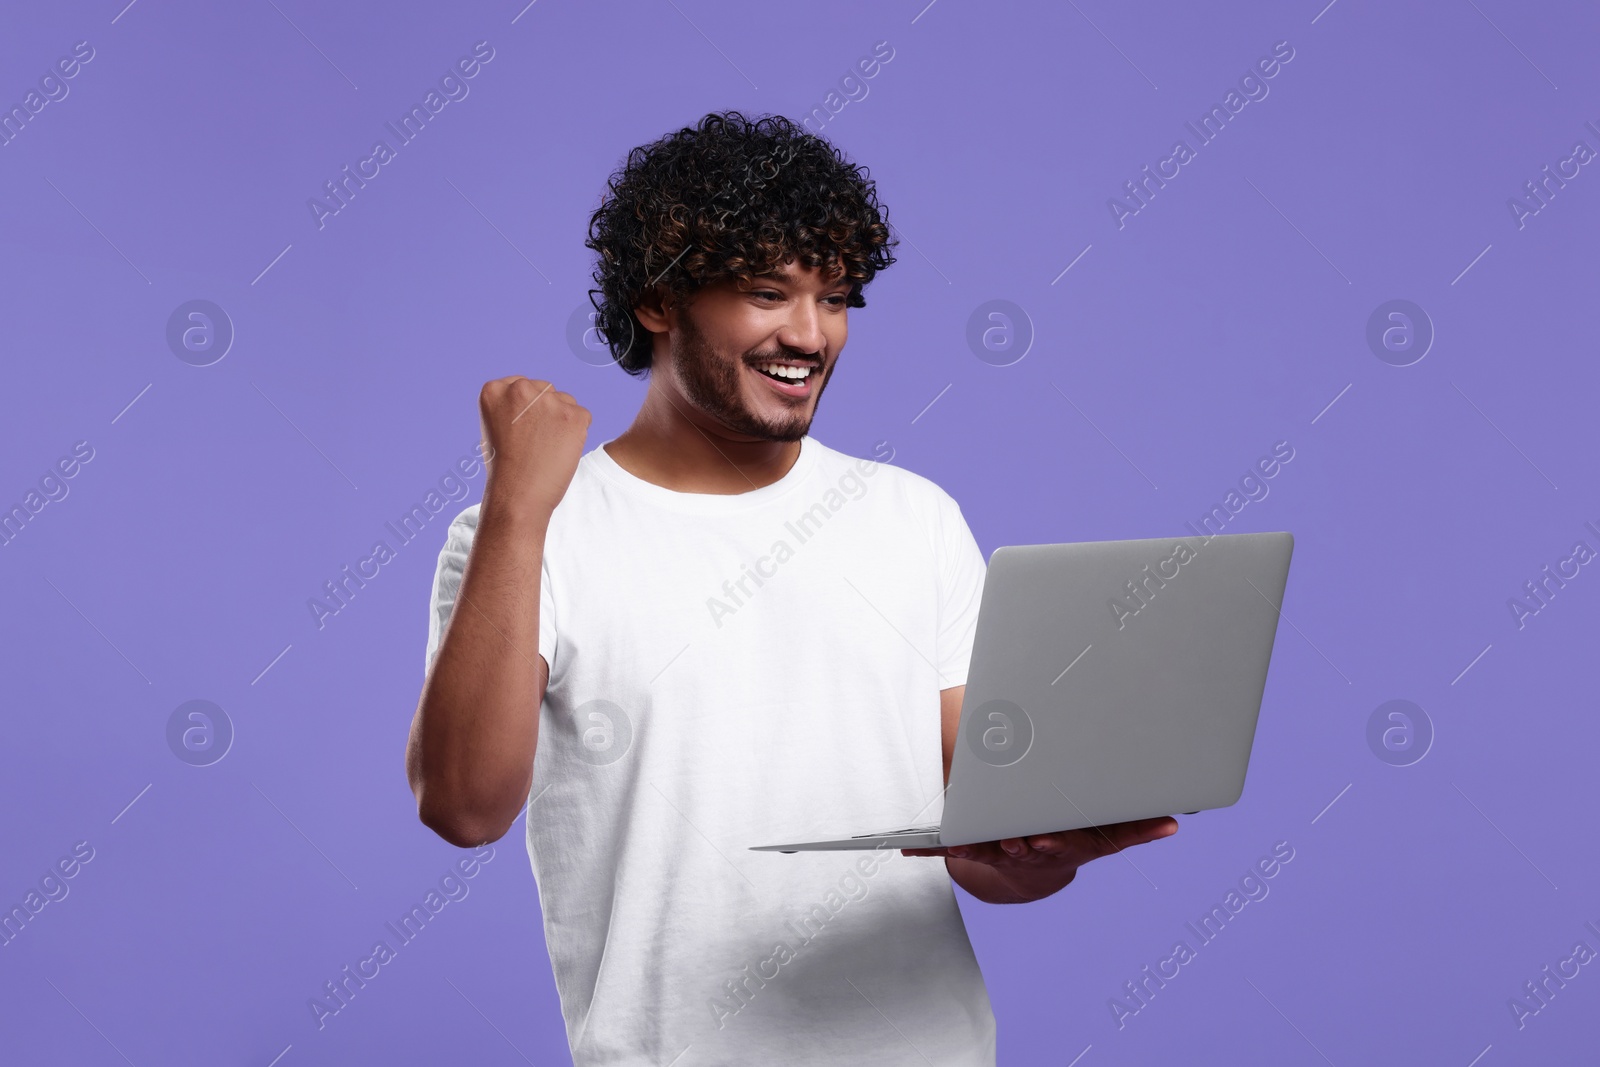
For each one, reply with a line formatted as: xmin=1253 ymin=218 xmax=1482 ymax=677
xmin=654 ymin=260 xmax=850 ymax=442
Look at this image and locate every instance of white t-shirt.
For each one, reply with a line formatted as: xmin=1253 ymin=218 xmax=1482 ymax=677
xmin=424 ymin=434 xmax=996 ymax=1066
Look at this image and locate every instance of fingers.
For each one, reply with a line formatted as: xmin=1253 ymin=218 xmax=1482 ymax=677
xmin=1012 ymin=833 xmax=1100 ymax=863
xmin=1105 ymin=816 xmax=1180 ymax=849
xmin=948 ymin=841 xmax=1025 ymax=865
xmin=1023 ymin=833 xmax=1070 ymax=853
xmin=482 ymin=376 xmax=575 ymax=404
xmin=1067 ymin=817 xmax=1179 ymax=863
xmin=903 ymin=818 xmax=1181 ymax=864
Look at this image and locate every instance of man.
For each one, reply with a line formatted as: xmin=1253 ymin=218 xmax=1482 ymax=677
xmin=407 ymin=110 xmax=1177 ymax=1065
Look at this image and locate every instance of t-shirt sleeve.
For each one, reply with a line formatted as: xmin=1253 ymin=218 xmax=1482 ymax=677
xmin=933 ymin=487 xmax=987 ymax=690
xmin=424 ymin=504 xmax=557 ymax=676
xmin=538 ymin=554 xmax=555 ymax=669
xmin=424 ymin=506 xmax=476 ymax=676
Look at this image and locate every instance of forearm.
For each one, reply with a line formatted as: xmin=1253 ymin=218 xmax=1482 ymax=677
xmin=407 ymin=491 xmax=549 ymax=843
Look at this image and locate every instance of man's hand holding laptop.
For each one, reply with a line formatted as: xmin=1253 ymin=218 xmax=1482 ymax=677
xmin=897 ymin=681 xmax=1180 ymax=904
xmin=751 ymin=531 xmax=1292 ymax=891
xmin=901 ymin=815 xmax=1178 ymax=904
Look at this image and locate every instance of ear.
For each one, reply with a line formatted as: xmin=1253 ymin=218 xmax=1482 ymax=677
xmin=632 ymin=283 xmax=672 ymax=334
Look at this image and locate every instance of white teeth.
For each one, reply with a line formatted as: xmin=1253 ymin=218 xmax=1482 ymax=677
xmin=755 ymin=363 xmax=812 ymax=380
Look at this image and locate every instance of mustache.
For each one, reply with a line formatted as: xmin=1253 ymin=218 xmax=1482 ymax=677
xmin=746 ymin=352 xmax=823 ymax=366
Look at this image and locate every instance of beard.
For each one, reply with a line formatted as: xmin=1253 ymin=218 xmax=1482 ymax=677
xmin=663 ymin=307 xmax=829 ymax=442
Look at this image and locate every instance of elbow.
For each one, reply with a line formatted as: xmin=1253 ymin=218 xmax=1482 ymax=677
xmin=407 ymin=755 xmax=507 ymax=848
xmin=406 ymin=743 xmax=529 ymax=849
xmin=416 ymin=797 xmax=514 ymax=849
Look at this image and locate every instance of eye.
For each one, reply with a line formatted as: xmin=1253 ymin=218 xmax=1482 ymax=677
xmin=824 ymin=294 xmax=848 ymax=307
xmin=752 ymin=290 xmax=783 ymax=302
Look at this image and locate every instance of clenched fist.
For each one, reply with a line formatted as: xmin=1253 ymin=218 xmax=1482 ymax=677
xmin=478 ymin=376 xmax=591 ymax=520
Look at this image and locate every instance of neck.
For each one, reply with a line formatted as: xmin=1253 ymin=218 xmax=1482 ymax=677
xmin=605 ymin=379 xmax=803 ymax=495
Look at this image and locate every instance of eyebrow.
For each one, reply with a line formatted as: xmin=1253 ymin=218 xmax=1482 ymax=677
xmin=757 ymin=267 xmax=851 ymax=291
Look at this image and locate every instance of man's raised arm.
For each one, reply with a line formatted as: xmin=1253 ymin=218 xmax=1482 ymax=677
xmin=405 ymin=377 xmax=589 ymax=848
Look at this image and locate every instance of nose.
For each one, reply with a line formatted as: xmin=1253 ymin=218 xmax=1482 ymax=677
xmin=776 ymin=299 xmax=826 ymax=361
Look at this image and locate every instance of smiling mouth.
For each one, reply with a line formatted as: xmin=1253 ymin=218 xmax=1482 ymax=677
xmin=747 ymin=361 xmax=817 ymax=397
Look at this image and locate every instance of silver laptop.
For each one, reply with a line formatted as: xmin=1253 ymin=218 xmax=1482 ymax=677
xmin=750 ymin=530 xmax=1294 ymax=852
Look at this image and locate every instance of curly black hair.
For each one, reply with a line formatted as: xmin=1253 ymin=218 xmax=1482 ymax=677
xmin=583 ymin=110 xmax=897 ymax=376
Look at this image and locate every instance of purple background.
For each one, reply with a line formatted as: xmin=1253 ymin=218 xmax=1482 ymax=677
xmin=2 ymin=1 xmax=1596 ymax=1063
